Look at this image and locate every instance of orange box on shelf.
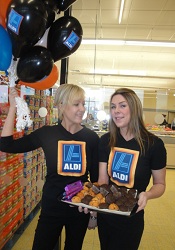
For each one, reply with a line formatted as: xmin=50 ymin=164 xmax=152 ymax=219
xmin=1 ymin=209 xmax=24 ymax=248
xmin=1 ymin=198 xmax=23 ymax=225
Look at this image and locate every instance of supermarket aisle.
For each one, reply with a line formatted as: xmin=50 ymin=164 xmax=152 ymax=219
xmin=7 ymin=169 xmax=175 ymax=250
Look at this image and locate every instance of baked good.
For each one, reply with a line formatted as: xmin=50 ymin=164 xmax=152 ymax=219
xmin=93 ymin=182 xmax=99 ymax=187
xmin=105 ymin=193 xmax=116 ymax=204
xmin=119 ymin=205 xmax=129 ymax=212
xmin=80 ymin=189 xmax=89 ymax=196
xmin=100 ymin=197 xmax=106 ymax=203
xmin=119 ymin=196 xmax=128 ymax=204
xmin=99 ymin=203 xmax=109 ymax=209
xmin=89 ymin=200 xmax=100 ymax=207
xmin=108 ymin=203 xmax=119 ymax=210
xmin=100 ymin=184 xmax=111 ymax=192
xmin=84 ymin=182 xmax=93 ymax=188
xmin=118 ymin=187 xmax=128 ymax=195
xmin=76 ymin=192 xmax=84 ymax=199
xmin=71 ymin=196 xmax=81 ymax=203
xmin=95 ymin=193 xmax=104 ymax=201
xmin=68 ymin=182 xmax=137 ymax=214
xmin=91 ymin=197 xmax=100 ymax=202
xmin=88 ymin=189 xmax=96 ymax=197
xmin=128 ymin=188 xmax=137 ymax=197
xmin=110 ymin=184 xmax=120 ymax=193
xmin=83 ymin=186 xmax=89 ymax=191
xmin=123 ymin=192 xmax=131 ymax=199
xmin=81 ymin=195 xmax=93 ymax=205
xmin=92 ymin=184 xmax=100 ymax=194
xmin=115 ymin=199 xmax=124 ymax=206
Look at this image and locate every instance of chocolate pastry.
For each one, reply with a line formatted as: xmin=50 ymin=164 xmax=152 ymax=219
xmin=119 ymin=196 xmax=128 ymax=204
xmin=99 ymin=203 xmax=109 ymax=209
xmin=118 ymin=187 xmax=128 ymax=195
xmin=81 ymin=194 xmax=93 ymax=204
xmin=119 ymin=205 xmax=129 ymax=212
xmin=115 ymin=199 xmax=124 ymax=206
xmin=128 ymin=188 xmax=137 ymax=197
xmin=84 ymin=182 xmax=93 ymax=188
xmin=105 ymin=193 xmax=116 ymax=204
xmin=100 ymin=184 xmax=111 ymax=192
xmin=123 ymin=192 xmax=131 ymax=199
xmin=92 ymin=184 xmax=100 ymax=194
xmin=100 ymin=187 xmax=109 ymax=197
xmin=110 ymin=184 xmax=120 ymax=193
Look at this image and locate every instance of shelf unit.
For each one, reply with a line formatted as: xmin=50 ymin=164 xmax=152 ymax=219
xmin=0 ymin=87 xmax=55 ymax=249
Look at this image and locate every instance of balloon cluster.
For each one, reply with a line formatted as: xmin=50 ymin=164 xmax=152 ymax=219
xmin=0 ymin=0 xmax=82 ymax=131
xmin=0 ymin=0 xmax=82 ymax=89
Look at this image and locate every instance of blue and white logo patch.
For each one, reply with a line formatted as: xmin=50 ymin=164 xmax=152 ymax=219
xmin=108 ymin=147 xmax=139 ymax=188
xmin=57 ymin=140 xmax=86 ymax=176
xmin=63 ymin=31 xmax=80 ymax=50
xmin=63 ymin=144 xmax=82 ymax=172
xmin=7 ymin=9 xmax=23 ymax=35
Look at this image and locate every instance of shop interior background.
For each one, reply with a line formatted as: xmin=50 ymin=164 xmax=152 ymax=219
xmin=55 ymin=0 xmax=175 ymax=128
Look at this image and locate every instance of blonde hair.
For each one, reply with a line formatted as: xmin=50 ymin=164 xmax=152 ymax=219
xmin=54 ymin=83 xmax=85 ymax=120
xmin=109 ymin=88 xmax=154 ymax=155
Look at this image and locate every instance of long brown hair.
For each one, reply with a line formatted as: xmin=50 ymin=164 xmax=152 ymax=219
xmin=109 ymin=88 xmax=154 ymax=155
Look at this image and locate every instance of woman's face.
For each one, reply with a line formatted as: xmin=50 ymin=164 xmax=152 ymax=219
xmin=62 ymin=98 xmax=85 ymax=124
xmin=110 ymin=94 xmax=131 ymax=130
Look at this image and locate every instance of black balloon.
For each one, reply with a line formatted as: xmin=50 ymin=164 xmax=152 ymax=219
xmin=47 ymin=16 xmax=83 ymax=62
xmin=17 ymin=46 xmax=54 ymax=83
xmin=6 ymin=0 xmax=48 ymax=59
xmin=55 ymin=0 xmax=77 ymax=12
xmin=42 ymin=0 xmax=58 ymax=28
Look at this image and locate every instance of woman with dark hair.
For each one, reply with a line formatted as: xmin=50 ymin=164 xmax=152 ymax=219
xmin=97 ymin=88 xmax=166 ymax=250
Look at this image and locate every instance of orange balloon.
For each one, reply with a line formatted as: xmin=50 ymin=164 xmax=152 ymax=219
xmin=0 ymin=0 xmax=12 ymax=28
xmin=0 ymin=16 xmax=6 ymax=28
xmin=18 ymin=64 xmax=59 ymax=90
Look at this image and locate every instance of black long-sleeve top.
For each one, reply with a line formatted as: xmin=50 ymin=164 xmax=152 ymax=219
xmin=0 ymin=124 xmax=99 ymax=216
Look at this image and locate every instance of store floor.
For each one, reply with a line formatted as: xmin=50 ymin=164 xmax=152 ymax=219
xmin=10 ymin=168 xmax=175 ymax=250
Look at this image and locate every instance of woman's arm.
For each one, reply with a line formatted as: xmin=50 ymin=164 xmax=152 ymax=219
xmin=98 ymin=162 xmax=109 ymax=185
xmin=137 ymin=167 xmax=166 ymax=212
xmin=1 ymin=87 xmax=18 ymax=137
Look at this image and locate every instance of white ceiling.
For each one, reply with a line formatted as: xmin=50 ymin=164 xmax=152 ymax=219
xmin=56 ymin=0 xmax=175 ymax=93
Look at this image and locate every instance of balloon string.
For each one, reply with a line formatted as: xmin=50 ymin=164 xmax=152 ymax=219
xmin=8 ymin=58 xmax=33 ymax=132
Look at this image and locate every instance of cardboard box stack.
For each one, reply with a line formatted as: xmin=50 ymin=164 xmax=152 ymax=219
xmin=0 ymin=87 xmax=54 ymax=248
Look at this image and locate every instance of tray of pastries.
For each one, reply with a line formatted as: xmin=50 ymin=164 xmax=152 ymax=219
xmin=59 ymin=181 xmax=139 ymax=216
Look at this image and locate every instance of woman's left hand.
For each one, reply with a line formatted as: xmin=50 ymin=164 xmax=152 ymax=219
xmin=136 ymin=191 xmax=148 ymax=212
xmin=78 ymin=206 xmax=89 ymax=214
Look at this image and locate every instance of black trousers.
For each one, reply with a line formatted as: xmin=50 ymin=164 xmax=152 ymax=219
xmin=32 ymin=210 xmax=90 ymax=250
xmin=97 ymin=210 xmax=144 ymax=250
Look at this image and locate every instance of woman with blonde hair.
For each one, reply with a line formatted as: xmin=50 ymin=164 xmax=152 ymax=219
xmin=0 ymin=84 xmax=99 ymax=250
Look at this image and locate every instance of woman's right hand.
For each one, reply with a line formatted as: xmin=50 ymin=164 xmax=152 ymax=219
xmin=1 ymin=87 xmax=19 ymax=136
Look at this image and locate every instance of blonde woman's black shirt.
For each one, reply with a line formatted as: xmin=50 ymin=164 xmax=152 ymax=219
xmin=0 ymin=124 xmax=99 ymax=216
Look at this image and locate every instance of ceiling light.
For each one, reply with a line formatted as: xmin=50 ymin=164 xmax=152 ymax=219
xmin=89 ymin=69 xmax=146 ymax=76
xmin=82 ymin=39 xmax=175 ymax=48
xmin=119 ymin=0 xmax=125 ymax=24
xmin=82 ymin=39 xmax=125 ymax=45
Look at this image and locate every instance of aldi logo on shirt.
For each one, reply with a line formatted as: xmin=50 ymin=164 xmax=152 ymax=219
xmin=108 ymin=147 xmax=139 ymax=188
xmin=57 ymin=141 xmax=86 ymax=176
